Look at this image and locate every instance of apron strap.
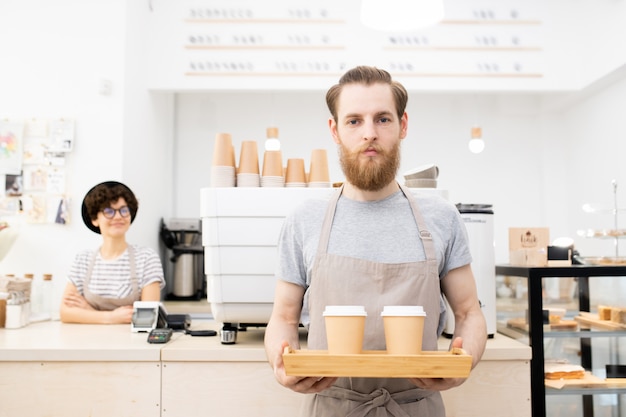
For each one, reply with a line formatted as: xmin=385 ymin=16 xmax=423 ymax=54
xmin=83 ymin=249 xmax=98 ymax=290
xmin=398 ymin=183 xmax=437 ymax=262
xmin=315 ymin=185 xmax=343 ymax=256
xmin=127 ymin=245 xmax=139 ymax=295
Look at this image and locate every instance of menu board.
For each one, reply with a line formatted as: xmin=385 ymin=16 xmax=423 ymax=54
xmin=145 ymin=0 xmax=546 ymax=91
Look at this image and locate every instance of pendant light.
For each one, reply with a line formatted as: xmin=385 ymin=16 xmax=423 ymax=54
xmin=360 ymin=0 xmax=445 ymax=32
xmin=264 ymin=127 xmax=281 ymax=151
xmin=468 ymin=126 xmax=485 ymax=154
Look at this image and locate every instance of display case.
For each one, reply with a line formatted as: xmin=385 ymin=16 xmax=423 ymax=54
xmin=496 ymin=264 xmax=626 ymax=417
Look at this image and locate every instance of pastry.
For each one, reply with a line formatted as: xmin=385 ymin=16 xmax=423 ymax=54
xmin=610 ymin=307 xmax=626 ymax=324
xmin=598 ymin=305 xmax=612 ymax=320
xmin=544 ymin=363 xmax=585 ymax=380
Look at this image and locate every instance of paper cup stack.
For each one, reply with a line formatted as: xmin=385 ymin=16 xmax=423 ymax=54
xmin=285 ymin=158 xmax=307 ymax=188
xmin=308 ymin=149 xmax=331 ymax=188
xmin=211 ymin=133 xmax=236 ymax=187
xmin=261 ymin=150 xmax=285 ymax=187
xmin=236 ymin=140 xmax=260 ymax=187
xmin=403 ymin=164 xmax=439 ymax=188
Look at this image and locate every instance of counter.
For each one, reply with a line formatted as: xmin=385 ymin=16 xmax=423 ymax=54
xmin=0 ymin=321 xmax=531 ymax=417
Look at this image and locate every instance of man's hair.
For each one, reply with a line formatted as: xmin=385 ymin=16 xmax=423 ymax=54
xmin=325 ymin=66 xmax=408 ymax=122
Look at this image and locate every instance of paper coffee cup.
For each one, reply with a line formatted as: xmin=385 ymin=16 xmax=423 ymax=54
xmin=262 ymin=150 xmax=284 ymax=177
xmin=285 ymin=158 xmax=306 ymax=184
xmin=382 ymin=306 xmax=426 ymax=355
xmin=323 ymin=305 xmax=367 ymax=354
xmin=212 ymin=133 xmax=234 ymax=167
xmin=309 ymin=149 xmax=330 ymax=183
xmin=238 ymin=140 xmax=260 ymax=174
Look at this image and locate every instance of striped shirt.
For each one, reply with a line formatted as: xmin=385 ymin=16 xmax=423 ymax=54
xmin=68 ymin=244 xmax=165 ymax=298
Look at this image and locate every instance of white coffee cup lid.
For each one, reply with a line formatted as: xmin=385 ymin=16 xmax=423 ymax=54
xmin=381 ymin=305 xmax=426 ymax=317
xmin=323 ymin=305 xmax=367 ymax=317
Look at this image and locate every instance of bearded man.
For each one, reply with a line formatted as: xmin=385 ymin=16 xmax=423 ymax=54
xmin=265 ymin=66 xmax=487 ymax=417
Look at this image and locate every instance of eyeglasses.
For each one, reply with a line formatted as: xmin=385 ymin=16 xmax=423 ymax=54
xmin=101 ymin=206 xmax=131 ymax=219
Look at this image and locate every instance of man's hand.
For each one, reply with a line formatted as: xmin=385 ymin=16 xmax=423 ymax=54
xmin=273 ymin=341 xmax=338 ymax=393
xmin=408 ymin=336 xmax=467 ymax=391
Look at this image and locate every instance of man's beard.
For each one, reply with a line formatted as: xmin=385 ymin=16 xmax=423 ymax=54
xmin=339 ymin=141 xmax=401 ymax=192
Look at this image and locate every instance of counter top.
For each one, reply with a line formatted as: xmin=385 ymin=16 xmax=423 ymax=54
xmin=0 ymin=320 xmax=530 ymax=363
xmin=0 ymin=321 xmax=172 ymax=362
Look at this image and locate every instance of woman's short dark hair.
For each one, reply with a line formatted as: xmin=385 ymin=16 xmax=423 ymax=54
xmin=84 ymin=182 xmax=138 ymax=222
xmin=325 ymin=66 xmax=408 ymax=122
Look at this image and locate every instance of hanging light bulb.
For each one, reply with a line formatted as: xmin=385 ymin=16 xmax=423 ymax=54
xmin=264 ymin=127 xmax=281 ymax=151
xmin=468 ymin=126 xmax=485 ymax=154
xmin=360 ymin=0 xmax=445 ymax=32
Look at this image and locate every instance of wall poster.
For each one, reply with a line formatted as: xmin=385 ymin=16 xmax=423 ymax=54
xmin=0 ymin=118 xmax=73 ymax=225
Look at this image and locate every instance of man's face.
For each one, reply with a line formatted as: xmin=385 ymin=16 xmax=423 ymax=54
xmin=329 ymin=83 xmax=407 ymax=191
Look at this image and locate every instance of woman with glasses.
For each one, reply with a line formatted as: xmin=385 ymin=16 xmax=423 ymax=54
xmin=59 ymin=181 xmax=165 ymax=324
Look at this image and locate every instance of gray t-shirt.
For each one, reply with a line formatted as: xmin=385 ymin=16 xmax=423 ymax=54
xmin=277 ymin=189 xmax=472 ymax=288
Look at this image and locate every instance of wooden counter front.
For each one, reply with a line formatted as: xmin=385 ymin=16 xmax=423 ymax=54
xmin=160 ymin=323 xmax=531 ymax=417
xmin=0 ymin=321 xmax=165 ymax=417
xmin=0 ymin=321 xmax=531 ymax=417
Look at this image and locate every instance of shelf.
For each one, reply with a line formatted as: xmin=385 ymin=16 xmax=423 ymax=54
xmin=545 ymin=373 xmax=626 ymax=395
xmin=499 ymin=319 xmax=626 ymax=339
xmin=547 ymin=387 xmax=626 ymax=396
xmin=577 ymin=229 xmax=626 ymax=239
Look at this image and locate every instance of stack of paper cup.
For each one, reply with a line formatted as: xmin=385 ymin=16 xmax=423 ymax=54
xmin=261 ymin=150 xmax=285 ymax=187
xmin=285 ymin=158 xmax=307 ymax=188
xmin=403 ymin=164 xmax=439 ymax=189
xmin=308 ymin=149 xmax=331 ymax=188
xmin=237 ymin=140 xmax=260 ymax=187
xmin=323 ymin=305 xmax=367 ymax=354
xmin=211 ymin=133 xmax=236 ymax=187
xmin=381 ymin=305 xmax=427 ymax=354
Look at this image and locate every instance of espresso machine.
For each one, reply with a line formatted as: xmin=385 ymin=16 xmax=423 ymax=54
xmin=160 ymin=218 xmax=205 ymax=300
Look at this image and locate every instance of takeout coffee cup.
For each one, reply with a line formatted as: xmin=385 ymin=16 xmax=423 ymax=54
xmin=382 ymin=306 xmax=426 ymax=355
xmin=309 ymin=149 xmax=330 ymax=183
xmin=238 ymin=140 xmax=260 ymax=174
xmin=285 ymin=158 xmax=306 ymax=184
xmin=323 ymin=305 xmax=367 ymax=354
xmin=212 ymin=133 xmax=235 ymax=167
xmin=262 ymin=150 xmax=284 ymax=177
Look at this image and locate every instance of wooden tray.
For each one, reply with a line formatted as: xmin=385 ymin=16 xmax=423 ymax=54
xmin=545 ymin=372 xmax=626 ymax=389
xmin=575 ymin=312 xmax=626 ymax=331
xmin=282 ymin=347 xmax=472 ymax=378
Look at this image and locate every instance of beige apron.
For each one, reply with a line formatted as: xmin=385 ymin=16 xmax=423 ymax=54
xmin=83 ymin=245 xmax=140 ymax=311
xmin=302 ymin=184 xmax=445 ymax=417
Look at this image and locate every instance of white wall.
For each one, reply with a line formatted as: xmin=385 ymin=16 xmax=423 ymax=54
xmin=0 ymin=0 xmax=128 ymax=279
xmin=1 ymin=0 xmax=625 ymax=288
xmin=0 ymin=1 xmax=173 ymax=295
xmin=172 ymin=68 xmax=626 ymax=264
